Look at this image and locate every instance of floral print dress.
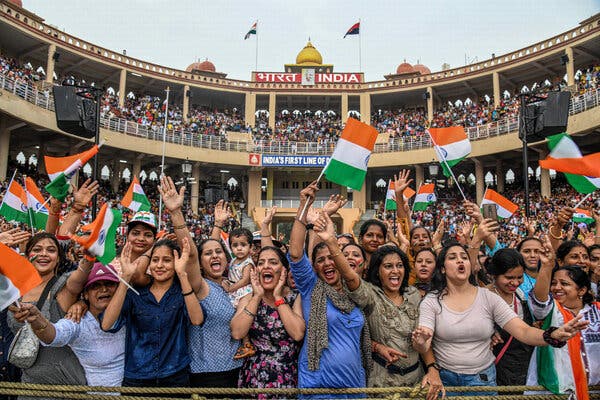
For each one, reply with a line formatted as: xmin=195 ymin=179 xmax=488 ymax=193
xmin=239 ymin=291 xmax=300 ymax=397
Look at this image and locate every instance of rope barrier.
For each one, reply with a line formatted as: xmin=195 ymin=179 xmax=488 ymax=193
xmin=0 ymin=382 xmax=598 ymax=399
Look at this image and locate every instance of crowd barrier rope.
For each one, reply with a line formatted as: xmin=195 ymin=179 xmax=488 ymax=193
xmin=0 ymin=382 xmax=598 ymax=400
xmin=1 ymin=72 xmax=599 ymax=156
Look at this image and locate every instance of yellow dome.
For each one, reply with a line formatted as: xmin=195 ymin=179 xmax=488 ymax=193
xmin=296 ymin=41 xmax=323 ymax=65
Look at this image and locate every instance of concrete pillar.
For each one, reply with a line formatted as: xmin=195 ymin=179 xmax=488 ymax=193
xmin=353 ymin=179 xmax=367 ymax=212
xmin=36 ymin=144 xmax=46 ymax=176
xmin=0 ymin=118 xmax=9 ymax=182
xmin=474 ymin=159 xmax=484 ymax=205
xmin=45 ymin=44 xmax=56 ymax=83
xmin=268 ymin=92 xmax=276 ymax=131
xmin=415 ymin=165 xmax=424 ymax=190
xmin=266 ymin=169 xmax=274 ymax=201
xmin=191 ymin=163 xmax=200 ymax=214
xmin=111 ymin=164 xmax=123 ymax=193
xmin=537 ymin=150 xmax=551 ymax=200
xmin=495 ymin=160 xmax=505 ymax=194
xmin=118 ymin=68 xmax=127 ymax=108
xmin=247 ymin=170 xmax=262 ymax=215
xmin=426 ymin=87 xmax=434 ymax=122
xmin=132 ymin=158 xmax=142 ymax=180
xmin=341 ymin=93 xmax=349 ymax=123
xmin=244 ymin=92 xmax=256 ymax=127
xmin=182 ymin=85 xmax=190 ymax=123
xmin=565 ymin=47 xmax=575 ymax=86
xmin=359 ymin=93 xmax=371 ymax=124
xmin=492 ymin=72 xmax=501 ymax=108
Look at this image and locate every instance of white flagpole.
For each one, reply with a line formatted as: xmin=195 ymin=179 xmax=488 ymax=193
xmin=428 ymin=131 xmax=468 ymax=202
xmin=158 ymin=87 xmax=170 ymax=231
xmin=22 ymin=175 xmax=35 ymax=235
xmin=299 ymin=158 xmax=330 ymax=221
xmin=255 ymin=20 xmax=259 ymax=73
xmin=358 ymin=18 xmax=362 ymax=73
xmin=573 ymin=192 xmax=594 ymax=209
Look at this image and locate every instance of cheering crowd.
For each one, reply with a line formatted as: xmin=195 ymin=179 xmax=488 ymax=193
xmin=0 ymin=165 xmax=598 ymax=399
xmin=3 ymin=52 xmax=599 ymax=147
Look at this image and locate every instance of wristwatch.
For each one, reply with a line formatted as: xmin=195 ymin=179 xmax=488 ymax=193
xmin=426 ymin=362 xmax=441 ymax=371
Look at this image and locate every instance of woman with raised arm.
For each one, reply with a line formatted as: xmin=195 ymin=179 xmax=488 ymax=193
xmin=412 ymin=242 xmax=588 ymax=395
xmin=526 ymin=236 xmax=600 ymax=399
xmin=100 ymin=237 xmax=203 ymax=388
xmin=231 ymin=246 xmax=304 ymax=395
xmin=8 ymin=232 xmax=95 ymax=396
xmin=188 ymin=238 xmax=243 ymax=389
xmin=287 ymin=182 xmax=370 ymax=398
xmin=312 ymin=211 xmax=444 ymax=400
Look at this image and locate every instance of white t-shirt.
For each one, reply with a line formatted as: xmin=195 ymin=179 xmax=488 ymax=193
xmin=419 ymin=287 xmax=517 ymax=374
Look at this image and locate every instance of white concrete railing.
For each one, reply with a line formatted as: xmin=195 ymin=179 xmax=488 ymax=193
xmin=261 ymin=199 xmax=354 ymax=209
xmin=1 ymin=73 xmax=599 ymax=155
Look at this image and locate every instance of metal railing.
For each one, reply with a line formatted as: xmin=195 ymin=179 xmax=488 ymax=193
xmin=261 ymin=199 xmax=354 ymax=209
xmin=1 ymin=73 xmax=598 ymax=156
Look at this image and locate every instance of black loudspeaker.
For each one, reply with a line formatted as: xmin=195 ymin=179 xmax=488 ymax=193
xmin=52 ymin=86 xmax=97 ymax=138
xmin=519 ymin=91 xmax=570 ymax=143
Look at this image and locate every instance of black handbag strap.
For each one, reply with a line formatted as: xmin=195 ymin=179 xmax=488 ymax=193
xmin=36 ymin=275 xmax=59 ymax=312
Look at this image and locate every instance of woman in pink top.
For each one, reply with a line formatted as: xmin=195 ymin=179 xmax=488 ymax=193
xmin=412 ymin=242 xmax=587 ymax=396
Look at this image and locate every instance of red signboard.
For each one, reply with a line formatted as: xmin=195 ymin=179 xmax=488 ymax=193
xmin=249 ymin=153 xmax=261 ymax=166
xmin=255 ymin=72 xmax=362 ymax=83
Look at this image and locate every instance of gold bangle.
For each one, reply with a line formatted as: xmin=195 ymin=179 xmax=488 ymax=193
xmin=548 ymin=229 xmax=564 ymax=240
xmin=34 ymin=322 xmax=48 ymax=333
xmin=173 ymin=223 xmax=187 ymax=230
xmin=330 ymin=250 xmax=342 ymax=258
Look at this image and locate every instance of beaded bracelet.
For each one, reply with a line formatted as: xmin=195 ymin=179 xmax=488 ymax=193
xmin=543 ymin=327 xmax=567 ymax=348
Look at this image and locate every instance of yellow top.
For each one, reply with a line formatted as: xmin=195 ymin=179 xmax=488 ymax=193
xmin=295 ymin=41 xmax=323 ymax=65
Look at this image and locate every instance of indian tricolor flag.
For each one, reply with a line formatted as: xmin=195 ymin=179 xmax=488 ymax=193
xmin=121 ymin=177 xmax=151 ymax=212
xmin=573 ymin=208 xmax=594 ymax=225
xmin=413 ymin=184 xmax=436 ymax=211
xmin=71 ymin=203 xmax=122 ymax=265
xmin=0 ymin=177 xmax=28 ymax=224
xmin=0 ymin=242 xmax=42 ymax=311
xmin=323 ymin=118 xmax=378 ymax=191
xmin=539 ymin=133 xmax=600 ymax=194
xmin=429 ymin=126 xmax=471 ymax=177
xmin=385 ymin=181 xmax=415 ymax=211
xmin=480 ymin=188 xmax=519 ymax=219
xmin=25 ymin=177 xmax=49 ymax=230
xmin=244 ymin=21 xmax=257 ymax=40
xmin=44 ymin=145 xmax=99 ymax=201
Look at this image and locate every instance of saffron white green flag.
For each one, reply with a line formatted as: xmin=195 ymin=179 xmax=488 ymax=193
xmin=540 ymin=133 xmax=600 ymax=194
xmin=429 ymin=126 xmax=471 ymax=177
xmin=323 ymin=118 xmax=378 ymax=191
xmin=44 ymin=145 xmax=99 ymax=201
xmin=71 ymin=203 xmax=122 ymax=265
xmin=25 ymin=177 xmax=49 ymax=230
xmin=573 ymin=208 xmax=594 ymax=224
xmin=385 ymin=180 xmax=397 ymax=211
xmin=0 ymin=177 xmax=28 ymax=224
xmin=121 ymin=177 xmax=151 ymax=212
xmin=413 ymin=184 xmax=436 ymax=211
xmin=480 ymin=188 xmax=519 ymax=219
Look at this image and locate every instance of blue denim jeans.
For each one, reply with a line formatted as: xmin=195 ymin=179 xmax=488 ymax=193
xmin=439 ymin=363 xmax=497 ymax=397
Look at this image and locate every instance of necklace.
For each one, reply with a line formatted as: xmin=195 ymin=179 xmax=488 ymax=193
xmin=493 ymin=286 xmax=515 ymax=307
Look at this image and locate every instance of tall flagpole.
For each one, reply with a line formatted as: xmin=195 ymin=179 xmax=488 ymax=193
xmin=255 ymin=20 xmax=259 ymax=73
xmin=158 ymin=86 xmax=170 ymax=231
xmin=358 ymin=18 xmax=362 ymax=72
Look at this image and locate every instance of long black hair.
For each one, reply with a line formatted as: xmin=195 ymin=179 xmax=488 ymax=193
xmin=366 ymin=246 xmax=411 ymax=294
xmin=485 ymin=248 xmax=526 ymax=276
xmin=430 ymin=242 xmax=478 ymax=299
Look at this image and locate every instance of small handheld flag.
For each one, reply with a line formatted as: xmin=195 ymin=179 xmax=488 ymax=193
xmin=71 ymin=203 xmax=122 ymax=266
xmin=539 ymin=133 xmax=600 ymax=194
xmin=244 ymin=21 xmax=257 ymax=40
xmin=480 ymin=188 xmax=518 ymax=219
xmin=44 ymin=145 xmax=100 ymax=201
xmin=428 ymin=126 xmax=471 ymax=178
xmin=0 ymin=174 xmax=28 ymax=224
xmin=344 ymin=22 xmax=360 ymax=38
xmin=0 ymin=242 xmax=42 ymax=311
xmin=573 ymin=209 xmax=594 ymax=225
xmin=323 ymin=118 xmax=377 ymax=191
xmin=413 ymin=184 xmax=436 ymax=211
xmin=121 ymin=177 xmax=151 ymax=212
xmin=24 ymin=177 xmax=49 ymax=230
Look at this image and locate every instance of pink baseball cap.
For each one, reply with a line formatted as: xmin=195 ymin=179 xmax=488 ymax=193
xmin=85 ymin=262 xmax=120 ymax=289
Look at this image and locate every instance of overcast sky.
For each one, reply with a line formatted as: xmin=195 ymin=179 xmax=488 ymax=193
xmin=23 ymin=0 xmax=600 ymax=81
